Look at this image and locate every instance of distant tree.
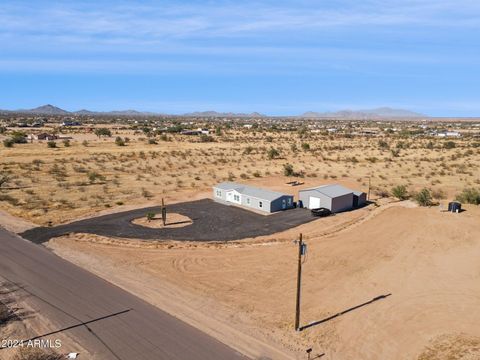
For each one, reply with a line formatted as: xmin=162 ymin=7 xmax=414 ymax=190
xmin=63 ymin=139 xmax=70 ymax=147
xmin=215 ymin=126 xmax=223 ymax=136
xmin=0 ymin=126 xmax=6 ymax=134
xmin=94 ymin=128 xmax=112 ymax=138
xmin=391 ymin=185 xmax=409 ymax=200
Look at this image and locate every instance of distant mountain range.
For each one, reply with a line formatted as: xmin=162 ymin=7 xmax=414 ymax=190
xmin=301 ymin=107 xmax=424 ymax=118
xmin=0 ymin=104 xmax=425 ymax=118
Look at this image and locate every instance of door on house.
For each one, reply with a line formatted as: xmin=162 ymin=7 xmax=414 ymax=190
xmin=309 ymin=196 xmax=321 ymax=209
xmin=282 ymin=199 xmax=286 ymax=209
xmin=226 ymin=191 xmax=234 ymax=202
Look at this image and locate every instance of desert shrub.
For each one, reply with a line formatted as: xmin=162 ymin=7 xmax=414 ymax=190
xmin=374 ymin=188 xmax=390 ymax=198
xmin=240 ymin=173 xmax=248 ymax=179
xmin=87 ymin=171 xmax=105 ymax=183
xmin=11 ymin=131 xmax=27 ymax=144
xmin=391 ymin=185 xmax=409 ymax=200
xmin=252 ymin=170 xmax=261 ymax=177
xmin=0 ymin=172 xmax=11 ymax=188
xmin=283 ymin=163 xmax=294 ymax=176
xmin=267 ymin=147 xmax=280 ymax=159
xmin=456 ymin=187 xmax=480 ymax=205
xmin=13 ymin=347 xmax=63 ymax=360
xmin=62 ymin=139 xmax=70 ymax=147
xmin=390 ymin=149 xmax=400 ymax=157
xmin=94 ymin=128 xmax=112 ymax=138
xmin=148 ymin=138 xmax=157 ymax=144
xmin=444 ymin=141 xmax=456 ymax=149
xmin=378 ymin=140 xmax=389 ymax=149
xmin=0 ymin=126 xmax=6 ymax=134
xmin=414 ymin=188 xmax=433 ymax=206
xmin=301 ymin=142 xmax=310 ymax=151
xmin=199 ymin=134 xmax=214 ymax=142
xmin=243 ymin=146 xmax=254 ymax=155
xmin=431 ymin=188 xmax=446 ymax=200
xmin=146 ymin=212 xmax=155 ymax=221
xmin=82 ymin=140 xmax=88 ymax=147
xmin=115 ymin=137 xmax=125 ymax=146
xmin=47 ymin=141 xmax=56 ymax=148
xmin=3 ymin=138 xmax=14 ymax=148
xmin=159 ymin=134 xmax=169 ymax=141
xmin=0 ymin=301 xmax=12 ymax=324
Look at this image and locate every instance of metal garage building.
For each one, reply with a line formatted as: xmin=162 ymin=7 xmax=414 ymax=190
xmin=299 ymin=184 xmax=361 ymax=213
xmin=212 ymin=182 xmax=294 ymax=213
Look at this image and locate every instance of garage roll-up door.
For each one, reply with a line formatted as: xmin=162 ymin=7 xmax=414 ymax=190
xmin=309 ymin=196 xmax=321 ymax=209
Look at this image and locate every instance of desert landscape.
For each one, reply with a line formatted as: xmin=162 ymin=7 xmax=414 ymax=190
xmin=1 ymin=115 xmax=480 ymax=359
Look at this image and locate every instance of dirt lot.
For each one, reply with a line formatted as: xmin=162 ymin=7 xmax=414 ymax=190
xmin=46 ymin=201 xmax=480 ymax=360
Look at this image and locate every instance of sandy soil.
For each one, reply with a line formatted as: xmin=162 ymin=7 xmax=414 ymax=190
xmin=131 ymin=212 xmax=192 ymax=228
xmin=45 ymin=201 xmax=480 ymax=359
xmin=0 ymin=281 xmax=87 ymax=360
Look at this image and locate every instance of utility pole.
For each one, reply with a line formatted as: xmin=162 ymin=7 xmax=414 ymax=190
xmin=367 ymin=176 xmax=371 ymax=201
xmin=161 ymin=198 xmax=167 ymax=226
xmin=295 ymin=233 xmax=306 ymax=331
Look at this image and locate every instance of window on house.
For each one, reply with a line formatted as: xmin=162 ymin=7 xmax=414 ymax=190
xmin=216 ymin=190 xmax=222 ymax=197
xmin=234 ymin=195 xmax=240 ymax=201
xmin=246 ymin=198 xmax=250 ymax=205
xmin=259 ymin=201 xmax=263 ymax=208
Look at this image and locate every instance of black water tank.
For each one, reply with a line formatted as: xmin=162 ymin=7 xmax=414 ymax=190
xmin=448 ymin=201 xmax=462 ymax=212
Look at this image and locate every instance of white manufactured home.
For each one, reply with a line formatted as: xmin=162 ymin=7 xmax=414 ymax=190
xmin=213 ymin=182 xmax=294 ymax=213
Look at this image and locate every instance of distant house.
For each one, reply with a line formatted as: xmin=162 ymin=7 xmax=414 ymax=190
xmin=61 ymin=121 xmax=81 ymax=127
xmin=27 ymin=133 xmax=58 ymax=141
xmin=213 ymin=182 xmax=294 ymax=213
xmin=181 ymin=128 xmax=210 ymax=135
xmin=299 ymin=184 xmax=366 ymax=212
xmin=437 ymin=131 xmax=461 ymax=138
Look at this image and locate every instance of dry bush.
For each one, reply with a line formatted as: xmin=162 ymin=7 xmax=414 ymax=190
xmin=13 ymin=348 xmax=63 ymax=360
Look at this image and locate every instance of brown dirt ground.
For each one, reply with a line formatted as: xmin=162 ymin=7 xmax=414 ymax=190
xmin=46 ymin=201 xmax=480 ymax=360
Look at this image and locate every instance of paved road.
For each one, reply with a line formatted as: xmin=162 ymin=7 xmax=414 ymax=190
xmin=21 ymin=199 xmax=316 ymax=244
xmin=0 ymin=227 xmax=248 ymax=360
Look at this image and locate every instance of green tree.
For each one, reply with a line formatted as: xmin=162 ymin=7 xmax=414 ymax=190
xmin=301 ymin=143 xmax=310 ymax=151
xmin=94 ymin=128 xmax=112 ymax=138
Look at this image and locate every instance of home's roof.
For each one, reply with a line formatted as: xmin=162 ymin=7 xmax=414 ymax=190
xmin=301 ymin=184 xmax=353 ymax=198
xmin=353 ymin=190 xmax=366 ymax=196
xmin=214 ymin=182 xmax=290 ymax=201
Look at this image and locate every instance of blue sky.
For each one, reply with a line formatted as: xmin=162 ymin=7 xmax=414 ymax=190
xmin=1 ymin=0 xmax=480 ymax=116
